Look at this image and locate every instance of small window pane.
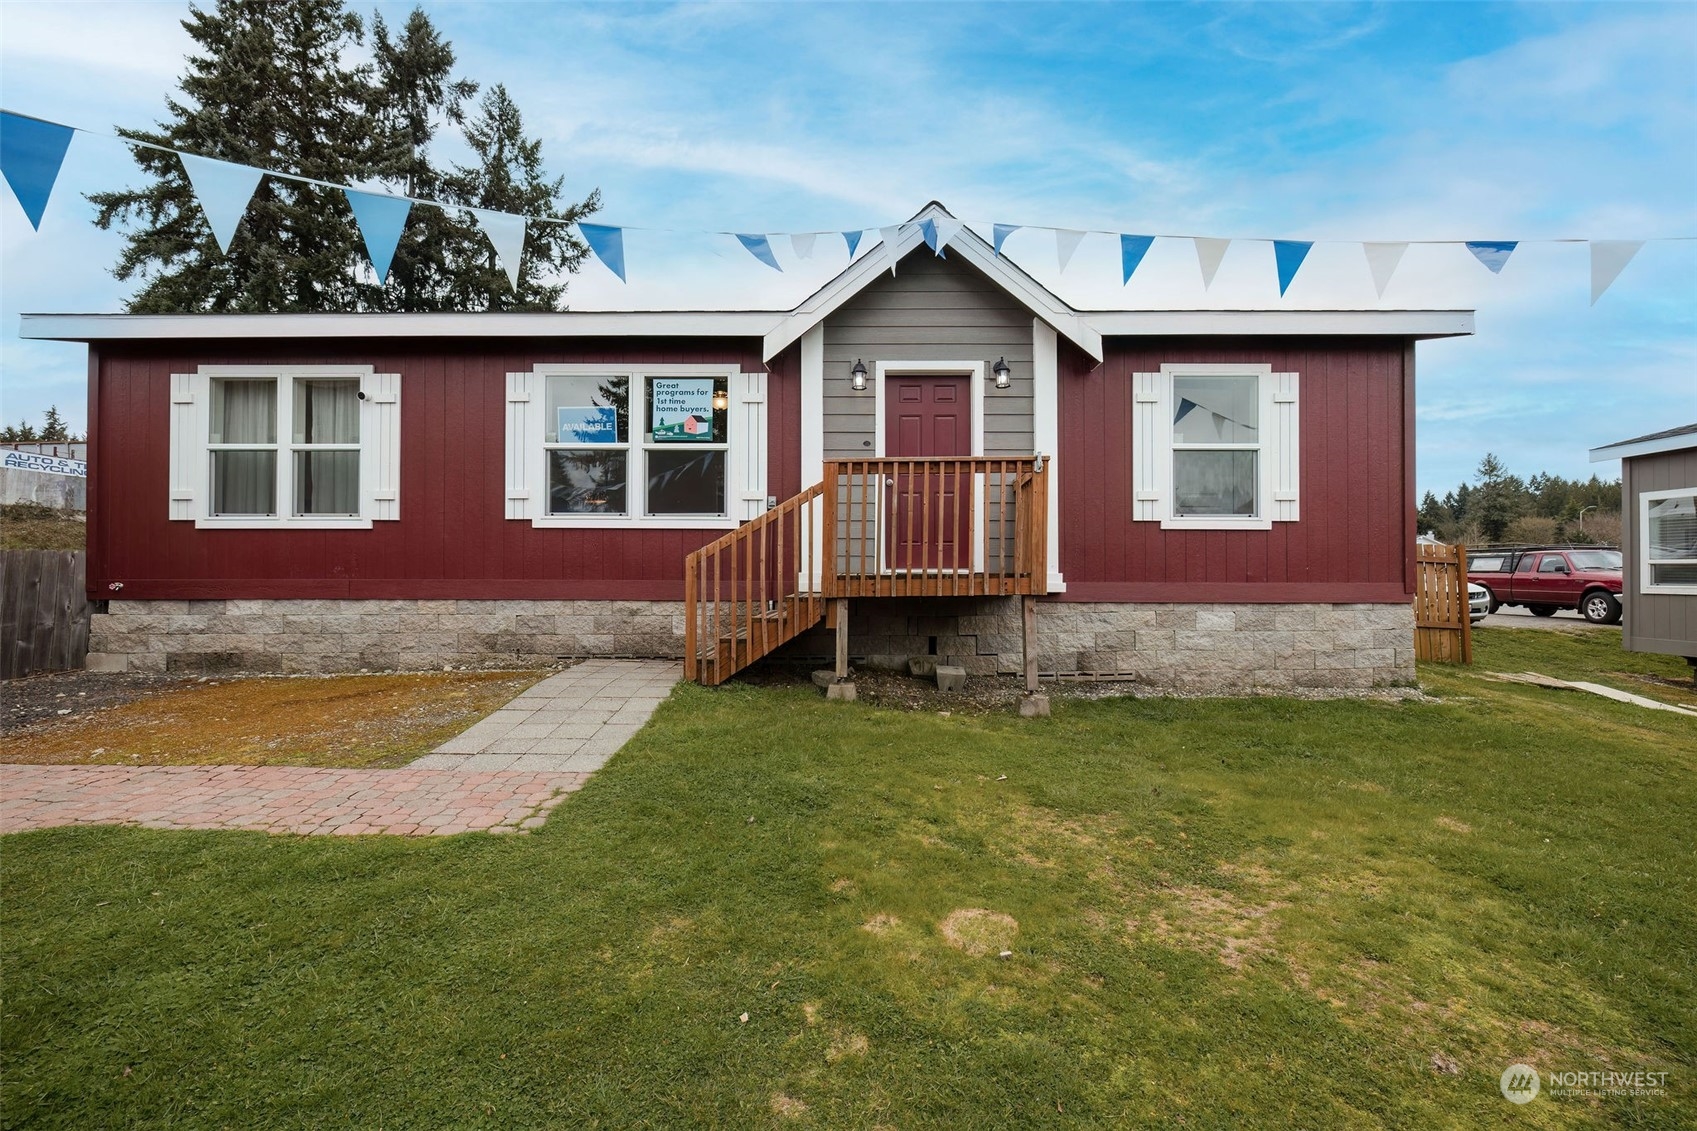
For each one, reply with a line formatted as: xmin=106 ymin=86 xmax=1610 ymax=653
xmin=210 ymin=379 xmax=276 ymax=444
xmin=1173 ymin=376 xmax=1257 ymax=444
xmin=645 ymin=376 xmax=727 ymax=443
xmin=1538 ymin=555 xmax=1568 ymax=573
xmin=293 ymin=379 xmax=360 ymax=444
xmin=211 ymin=450 xmax=277 ymax=515
xmin=548 ymin=450 xmax=627 ymax=515
xmin=1648 ymin=495 xmax=1697 ymax=585
xmin=293 ymin=450 xmax=360 ymax=515
xmin=547 ymin=374 xmax=627 ymax=444
xmin=1174 ymin=450 xmax=1256 ymax=516
xmin=647 ymin=449 xmax=726 ymax=516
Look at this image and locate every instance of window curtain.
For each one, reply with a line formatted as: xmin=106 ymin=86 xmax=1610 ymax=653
xmin=210 ymin=379 xmax=277 ymax=515
xmin=294 ymin=380 xmax=360 ymax=515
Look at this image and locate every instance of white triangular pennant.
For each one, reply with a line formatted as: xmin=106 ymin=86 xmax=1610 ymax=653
xmin=1590 ymin=241 xmax=1644 ymax=305
xmin=1362 ymin=242 xmax=1408 ymax=299
xmin=879 ymin=225 xmax=903 ymax=276
xmin=1194 ymin=237 xmax=1231 ymax=289
xmin=468 ymin=207 xmax=527 ymax=291
xmin=790 ymin=232 xmax=818 ymax=260
xmin=936 ymin=217 xmax=964 ymax=254
xmin=1056 ymin=229 xmax=1086 ymax=273
xmin=179 ymin=153 xmax=264 ymax=254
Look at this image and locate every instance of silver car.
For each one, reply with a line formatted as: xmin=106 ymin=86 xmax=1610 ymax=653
xmin=1468 ymin=582 xmax=1491 ymax=623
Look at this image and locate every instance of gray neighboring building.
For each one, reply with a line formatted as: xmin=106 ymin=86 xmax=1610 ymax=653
xmin=1589 ymin=424 xmax=1697 ymax=667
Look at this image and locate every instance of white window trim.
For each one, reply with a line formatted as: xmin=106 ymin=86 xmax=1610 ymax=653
xmin=1641 ymin=486 xmax=1697 ymax=595
xmin=173 ymin=364 xmax=398 ymax=530
xmin=514 ymin=363 xmax=747 ymax=530
xmin=1134 ymin=362 xmax=1299 ymax=531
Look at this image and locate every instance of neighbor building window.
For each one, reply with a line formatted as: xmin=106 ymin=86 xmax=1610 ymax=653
xmin=1131 ymin=363 xmax=1300 ymax=529
xmin=1642 ymin=488 xmax=1697 ymax=594
xmin=508 ymin=364 xmax=756 ymax=529
xmin=170 ymin=365 xmax=401 ymax=528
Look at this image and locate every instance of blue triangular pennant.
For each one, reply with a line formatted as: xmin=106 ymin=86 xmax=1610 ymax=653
xmin=179 ymin=152 xmax=264 ymax=253
xmin=1465 ymin=241 xmax=1517 ymax=274
xmin=0 ymin=111 xmax=75 ymax=230
xmin=1119 ymin=234 xmax=1154 ymax=284
xmin=344 ymin=189 xmax=412 ymax=283
xmin=735 ymin=233 xmax=782 ymax=272
xmin=919 ymin=217 xmax=941 ymax=255
xmin=993 ymin=223 xmax=1020 ymax=256
xmin=1273 ymin=240 xmax=1313 ymax=296
xmin=578 ymin=222 xmax=627 ymax=282
xmin=842 ymin=229 xmax=863 ymax=259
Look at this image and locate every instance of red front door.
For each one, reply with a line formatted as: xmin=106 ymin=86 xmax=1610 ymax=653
xmin=885 ymin=375 xmax=972 ymax=570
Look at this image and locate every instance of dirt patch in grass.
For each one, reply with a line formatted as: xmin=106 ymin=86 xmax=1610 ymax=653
xmin=0 ymin=502 xmax=85 ymax=550
xmin=0 ymin=669 xmax=550 ymax=768
xmin=3 ymin=670 xmax=196 ymax=733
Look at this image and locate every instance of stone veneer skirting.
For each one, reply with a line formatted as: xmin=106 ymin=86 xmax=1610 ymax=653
xmin=88 ymin=597 xmax=1415 ymax=692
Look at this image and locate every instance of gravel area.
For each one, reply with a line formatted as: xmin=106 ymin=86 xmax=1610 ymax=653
xmin=3 ymin=670 xmax=199 ymax=735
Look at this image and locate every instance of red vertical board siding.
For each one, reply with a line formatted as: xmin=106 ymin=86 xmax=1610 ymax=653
xmin=88 ymin=338 xmax=770 ymax=600
xmin=1057 ymin=338 xmax=1415 ymax=603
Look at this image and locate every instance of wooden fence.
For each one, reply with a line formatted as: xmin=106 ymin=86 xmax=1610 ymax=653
xmin=1 ymin=550 xmax=90 ymax=679
xmin=1413 ymin=542 xmax=1471 ymax=664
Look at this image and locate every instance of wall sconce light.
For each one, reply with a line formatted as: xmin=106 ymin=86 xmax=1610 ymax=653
xmin=993 ymin=357 xmax=1011 ymax=389
xmin=712 ymin=386 xmax=728 ymax=411
xmin=850 ymin=359 xmax=869 ymax=392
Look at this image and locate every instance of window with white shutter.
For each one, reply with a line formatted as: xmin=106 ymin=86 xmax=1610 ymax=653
xmin=167 ymin=364 xmax=401 ymax=528
xmin=1130 ymin=363 xmax=1299 ymax=530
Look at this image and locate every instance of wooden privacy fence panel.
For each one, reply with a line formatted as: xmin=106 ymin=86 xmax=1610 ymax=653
xmin=2 ymin=550 xmax=90 ymax=679
xmin=1413 ymin=542 xmax=1471 ymax=664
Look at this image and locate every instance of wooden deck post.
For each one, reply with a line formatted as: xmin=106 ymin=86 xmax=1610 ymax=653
xmin=835 ymin=597 xmax=851 ymax=680
xmin=1021 ymin=595 xmax=1038 ymax=693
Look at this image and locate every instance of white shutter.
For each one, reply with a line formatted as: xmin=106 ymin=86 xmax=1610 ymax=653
xmin=735 ymin=371 xmax=768 ymax=520
xmin=1131 ymin=371 xmax=1164 ymax=522
xmin=360 ymin=371 xmax=401 ymax=521
xmin=168 ymin=372 xmax=204 ymax=521
xmin=505 ymin=370 xmax=536 ymax=520
xmin=1269 ymin=371 xmax=1300 ymax=522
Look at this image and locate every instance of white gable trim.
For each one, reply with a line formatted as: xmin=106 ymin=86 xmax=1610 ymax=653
xmin=760 ymin=207 xmax=1103 ymax=363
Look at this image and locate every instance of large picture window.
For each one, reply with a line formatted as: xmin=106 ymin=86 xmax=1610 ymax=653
xmin=1642 ymin=488 xmax=1697 ymax=594
xmin=170 ymin=365 xmax=400 ymax=527
xmin=1131 ymin=363 xmax=1300 ymax=529
xmin=510 ymin=365 xmax=753 ymax=529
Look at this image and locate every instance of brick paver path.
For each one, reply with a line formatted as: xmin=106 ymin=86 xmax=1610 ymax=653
xmin=0 ymin=765 xmax=585 ymax=837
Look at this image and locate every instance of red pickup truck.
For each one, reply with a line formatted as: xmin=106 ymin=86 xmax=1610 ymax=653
xmin=1467 ymin=547 xmax=1624 ymax=623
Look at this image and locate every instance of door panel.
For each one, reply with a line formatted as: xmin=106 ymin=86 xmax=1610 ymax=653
xmin=886 ymin=376 xmax=972 ymax=571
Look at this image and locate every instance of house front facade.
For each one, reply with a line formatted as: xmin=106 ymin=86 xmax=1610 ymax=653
xmin=22 ymin=204 xmax=1473 ymax=692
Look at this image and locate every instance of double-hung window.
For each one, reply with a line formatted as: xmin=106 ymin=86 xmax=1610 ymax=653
xmin=1131 ymin=363 xmax=1299 ymax=529
xmin=170 ymin=365 xmax=401 ymax=527
xmin=1641 ymin=487 xmax=1697 ymax=594
xmin=507 ymin=364 xmax=764 ymax=528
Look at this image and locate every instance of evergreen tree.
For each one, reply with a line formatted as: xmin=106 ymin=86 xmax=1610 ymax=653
xmin=365 ymin=8 xmax=479 ymax=312
xmin=1469 ymin=453 xmax=1523 ymax=543
xmin=1 ymin=421 xmax=40 ymax=443
xmin=442 ymin=85 xmax=600 ymax=311
xmin=1417 ymin=491 xmax=1450 ymax=539
xmin=89 ymin=0 xmax=377 ymax=312
xmin=39 ymin=406 xmax=71 ymax=442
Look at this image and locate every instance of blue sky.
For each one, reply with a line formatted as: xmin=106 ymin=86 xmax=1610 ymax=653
xmin=2 ymin=1 xmax=1693 ymax=496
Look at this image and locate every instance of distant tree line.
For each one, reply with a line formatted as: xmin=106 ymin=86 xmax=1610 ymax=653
xmin=1 ymin=407 xmax=80 ymax=444
xmin=1419 ymin=453 xmax=1622 ymax=547
xmin=90 ymin=0 xmax=600 ymax=314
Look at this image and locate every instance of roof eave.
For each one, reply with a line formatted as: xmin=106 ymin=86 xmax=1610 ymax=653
xmin=1589 ymin=426 xmax=1697 ymax=462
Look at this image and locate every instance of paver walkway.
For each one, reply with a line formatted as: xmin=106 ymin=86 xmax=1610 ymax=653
xmin=0 ymin=765 xmax=583 ymax=836
xmin=410 ymin=658 xmax=680 ymax=773
xmin=0 ymin=659 xmax=680 ymax=838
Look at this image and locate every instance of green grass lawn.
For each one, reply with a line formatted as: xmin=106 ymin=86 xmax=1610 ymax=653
xmin=4 ymin=628 xmax=1693 ymax=1128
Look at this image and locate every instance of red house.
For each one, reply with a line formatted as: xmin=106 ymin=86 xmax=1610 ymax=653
xmin=21 ymin=203 xmax=1473 ymax=692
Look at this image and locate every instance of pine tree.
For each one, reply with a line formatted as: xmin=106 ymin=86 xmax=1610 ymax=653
xmin=1470 ymin=453 xmax=1524 ymax=543
xmin=1 ymin=421 xmax=40 ymax=443
xmin=365 ymin=8 xmax=479 ymax=312
xmin=442 ymin=85 xmax=600 ymax=312
xmin=39 ymin=407 xmax=71 ymax=442
xmin=89 ymin=0 xmax=378 ymax=312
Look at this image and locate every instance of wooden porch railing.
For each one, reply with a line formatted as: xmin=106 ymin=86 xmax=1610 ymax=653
xmin=822 ymin=456 xmax=1049 ymax=598
xmin=684 ymin=483 xmax=826 ymax=686
xmin=683 ymin=456 xmax=1050 ymax=686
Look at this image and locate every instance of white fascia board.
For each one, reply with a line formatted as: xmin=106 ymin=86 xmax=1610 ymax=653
xmin=1589 ymin=429 xmax=1697 ymax=463
xmin=1083 ymin=310 xmax=1475 ymax=339
xmin=18 ymin=310 xmax=784 ymax=342
xmin=761 ymin=208 xmax=1103 ymax=363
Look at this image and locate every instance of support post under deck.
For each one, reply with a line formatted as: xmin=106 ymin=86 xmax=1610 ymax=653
xmin=1021 ymin=595 xmax=1038 ymax=693
xmin=835 ymin=598 xmax=851 ymax=680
